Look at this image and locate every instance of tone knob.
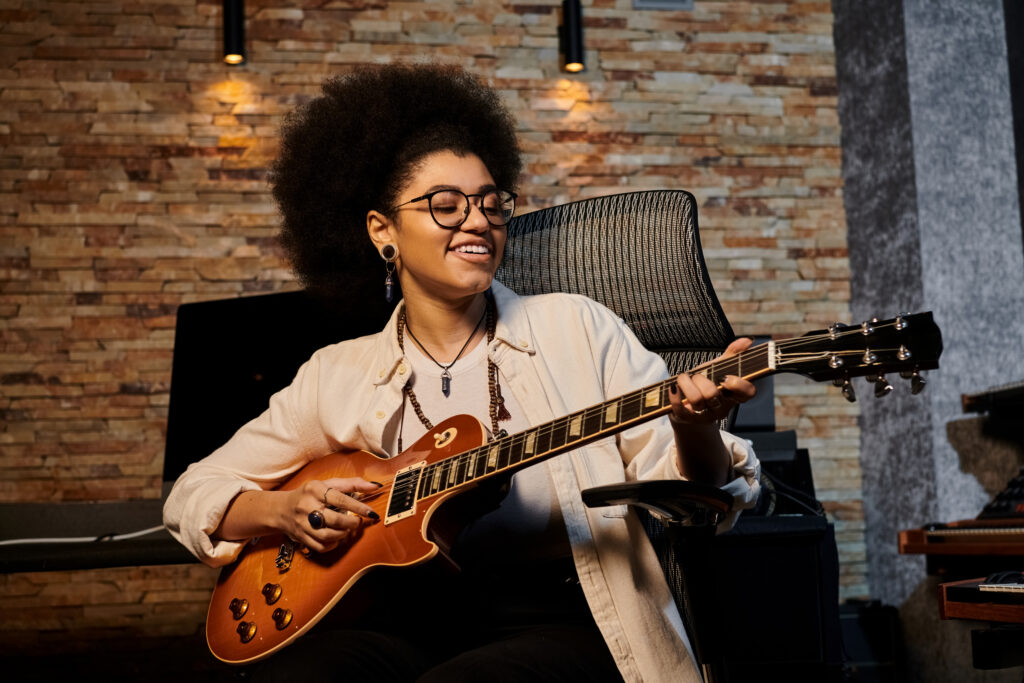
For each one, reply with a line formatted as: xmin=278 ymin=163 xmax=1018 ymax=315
xmin=229 ymin=598 xmax=248 ymax=620
xmin=272 ymin=608 xmax=293 ymax=630
xmin=262 ymin=583 xmax=282 ymax=605
xmin=236 ymin=621 xmax=257 ymax=643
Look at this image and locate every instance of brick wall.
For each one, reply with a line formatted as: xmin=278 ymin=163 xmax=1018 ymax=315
xmin=0 ymin=0 xmax=861 ymax=651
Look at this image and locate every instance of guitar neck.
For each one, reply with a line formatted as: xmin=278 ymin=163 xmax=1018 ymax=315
xmin=410 ymin=342 xmax=776 ymax=502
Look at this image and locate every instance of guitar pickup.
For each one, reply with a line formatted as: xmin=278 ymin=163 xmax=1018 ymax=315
xmin=385 ymin=461 xmax=425 ymax=525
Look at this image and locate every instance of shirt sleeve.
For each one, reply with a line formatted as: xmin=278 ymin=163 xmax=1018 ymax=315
xmin=162 ymin=351 xmax=334 ymax=566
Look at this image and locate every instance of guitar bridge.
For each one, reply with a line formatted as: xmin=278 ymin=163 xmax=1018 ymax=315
xmin=274 ymin=542 xmax=295 ymax=573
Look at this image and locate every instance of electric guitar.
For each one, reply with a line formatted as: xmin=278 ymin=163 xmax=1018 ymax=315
xmin=206 ymin=312 xmax=943 ymax=664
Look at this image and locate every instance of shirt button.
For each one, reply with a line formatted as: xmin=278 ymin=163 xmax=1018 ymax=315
xmin=518 ymin=339 xmax=529 ymax=348
xmin=377 ymin=369 xmax=385 ymax=379
xmin=375 ymin=410 xmax=386 ymax=420
xmin=397 ymin=363 xmax=408 ymax=375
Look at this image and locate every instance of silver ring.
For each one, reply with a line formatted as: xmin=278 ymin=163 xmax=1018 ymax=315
xmin=323 ymin=487 xmax=335 ymax=506
xmin=308 ymin=509 xmax=325 ymax=530
xmin=691 ymin=407 xmax=707 ymax=416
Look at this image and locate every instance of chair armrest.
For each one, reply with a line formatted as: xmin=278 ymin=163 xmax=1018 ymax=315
xmin=581 ymin=480 xmax=732 ymax=527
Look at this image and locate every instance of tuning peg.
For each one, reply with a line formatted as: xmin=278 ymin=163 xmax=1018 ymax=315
xmin=873 ymin=375 xmax=893 ymax=398
xmin=840 ymin=377 xmax=856 ymax=403
xmin=899 ymin=368 xmax=927 ymax=394
xmin=911 ymin=370 xmax=926 ymax=394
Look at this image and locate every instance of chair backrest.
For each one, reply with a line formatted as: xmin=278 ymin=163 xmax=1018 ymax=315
xmin=498 ymin=190 xmax=735 ymax=376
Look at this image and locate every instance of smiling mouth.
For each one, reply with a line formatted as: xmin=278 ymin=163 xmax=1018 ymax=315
xmin=452 ymin=244 xmax=491 ymax=254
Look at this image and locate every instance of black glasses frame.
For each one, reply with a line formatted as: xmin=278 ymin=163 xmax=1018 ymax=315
xmin=394 ymin=189 xmax=518 ymax=229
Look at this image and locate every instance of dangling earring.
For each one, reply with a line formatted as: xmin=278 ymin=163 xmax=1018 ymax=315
xmin=381 ymin=244 xmax=397 ymax=303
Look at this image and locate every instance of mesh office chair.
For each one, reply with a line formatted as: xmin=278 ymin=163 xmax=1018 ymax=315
xmin=497 ymin=189 xmax=740 ymax=678
xmin=498 ymin=189 xmax=734 ymax=378
xmin=499 ymin=189 xmax=844 ymax=683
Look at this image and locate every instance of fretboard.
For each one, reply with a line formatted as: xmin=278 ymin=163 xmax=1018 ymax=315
xmin=414 ymin=341 xmax=775 ymax=501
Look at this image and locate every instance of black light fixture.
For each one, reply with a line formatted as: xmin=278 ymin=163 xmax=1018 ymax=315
xmin=223 ymin=0 xmax=245 ymax=66
xmin=561 ymin=0 xmax=584 ymax=73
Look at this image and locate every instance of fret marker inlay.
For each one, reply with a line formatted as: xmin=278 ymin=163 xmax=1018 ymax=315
xmin=605 ymin=403 xmax=618 ymax=423
xmin=525 ymin=433 xmax=535 ymax=454
xmin=569 ymin=415 xmax=582 ymax=437
xmin=644 ymin=388 xmax=660 ymax=408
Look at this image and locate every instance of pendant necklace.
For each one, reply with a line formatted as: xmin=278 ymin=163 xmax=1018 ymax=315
xmin=395 ymin=292 xmax=511 ymax=453
xmin=402 ymin=305 xmax=486 ymax=397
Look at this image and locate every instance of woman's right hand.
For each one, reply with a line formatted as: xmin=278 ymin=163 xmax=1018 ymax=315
xmin=275 ymin=477 xmax=382 ymax=553
xmin=215 ymin=477 xmax=382 ymax=553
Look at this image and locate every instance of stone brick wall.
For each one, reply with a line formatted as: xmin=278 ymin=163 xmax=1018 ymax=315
xmin=0 ymin=0 xmax=860 ymax=651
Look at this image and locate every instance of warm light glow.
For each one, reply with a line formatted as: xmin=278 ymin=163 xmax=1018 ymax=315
xmin=223 ymin=53 xmax=245 ymax=65
xmin=564 ymin=62 xmax=584 ymax=73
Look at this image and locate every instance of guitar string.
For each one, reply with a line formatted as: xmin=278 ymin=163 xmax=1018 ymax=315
xmin=359 ymin=320 xmax=915 ymax=503
xmin=410 ymin=344 xmax=773 ymax=496
xmin=413 ymin=321 xmax=913 ymax=495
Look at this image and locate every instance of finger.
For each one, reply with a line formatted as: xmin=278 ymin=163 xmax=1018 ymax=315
xmin=323 ymin=477 xmax=384 ymax=493
xmin=721 ymin=337 xmax=753 ymax=358
xmin=675 ymin=372 xmax=706 ymax=414
xmin=721 ymin=375 xmax=757 ymax=403
xmin=299 ymin=517 xmax=354 ymax=553
xmin=322 ymin=507 xmax=365 ymax=532
xmin=674 ymin=373 xmax=717 ymax=420
xmin=323 ymin=487 xmax=381 ymax=521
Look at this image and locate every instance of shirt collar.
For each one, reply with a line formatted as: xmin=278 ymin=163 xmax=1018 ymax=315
xmin=371 ymin=280 xmax=535 ymax=387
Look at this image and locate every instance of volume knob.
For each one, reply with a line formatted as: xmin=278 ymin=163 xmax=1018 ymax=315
xmin=229 ymin=598 xmax=248 ymax=620
xmin=236 ymin=621 xmax=257 ymax=643
xmin=273 ymin=607 xmax=293 ymax=630
xmin=262 ymin=583 xmax=282 ymax=605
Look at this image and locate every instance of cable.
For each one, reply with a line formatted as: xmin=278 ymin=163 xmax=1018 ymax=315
xmin=760 ymin=469 xmax=826 ymax=517
xmin=0 ymin=525 xmax=166 ymax=546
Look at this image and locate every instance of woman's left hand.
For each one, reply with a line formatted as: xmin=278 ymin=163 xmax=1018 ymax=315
xmin=668 ymin=337 xmax=757 ymax=486
xmin=667 ymin=337 xmax=757 ymax=428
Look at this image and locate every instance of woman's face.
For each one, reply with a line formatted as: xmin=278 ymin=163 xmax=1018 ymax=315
xmin=379 ymin=150 xmax=507 ymax=306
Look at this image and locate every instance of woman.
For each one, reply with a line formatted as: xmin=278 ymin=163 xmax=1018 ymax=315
xmin=164 ymin=63 xmax=760 ymax=682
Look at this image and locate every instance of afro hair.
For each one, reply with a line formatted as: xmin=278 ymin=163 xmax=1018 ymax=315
xmin=270 ymin=63 xmax=522 ymax=300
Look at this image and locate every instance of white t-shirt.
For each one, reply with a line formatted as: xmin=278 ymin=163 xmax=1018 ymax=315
xmin=395 ymin=336 xmax=570 ymax=565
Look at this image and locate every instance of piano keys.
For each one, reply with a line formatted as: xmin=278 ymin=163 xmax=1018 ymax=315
xmin=899 ymin=519 xmax=1024 ymax=557
xmin=939 ymin=577 xmax=1024 ymax=623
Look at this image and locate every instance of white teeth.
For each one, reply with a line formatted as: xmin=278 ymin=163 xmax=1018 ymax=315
xmin=454 ymin=245 xmax=489 ymax=254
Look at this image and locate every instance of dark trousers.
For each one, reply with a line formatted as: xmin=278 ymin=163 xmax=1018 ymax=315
xmin=249 ymin=560 xmax=624 ymax=682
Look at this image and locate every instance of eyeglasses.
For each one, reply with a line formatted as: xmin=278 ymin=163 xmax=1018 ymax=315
xmin=394 ymin=189 xmax=517 ymax=229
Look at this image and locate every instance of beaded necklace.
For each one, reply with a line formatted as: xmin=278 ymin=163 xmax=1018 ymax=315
xmin=396 ymin=291 xmax=511 ymax=453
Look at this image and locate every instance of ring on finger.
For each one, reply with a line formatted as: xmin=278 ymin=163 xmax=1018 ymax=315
xmin=691 ymin=406 xmax=707 ymax=416
xmin=323 ymin=487 xmax=335 ymax=506
xmin=308 ymin=509 xmax=326 ymax=530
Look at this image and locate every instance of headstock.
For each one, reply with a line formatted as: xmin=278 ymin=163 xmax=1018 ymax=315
xmin=775 ymin=312 xmax=943 ymax=402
